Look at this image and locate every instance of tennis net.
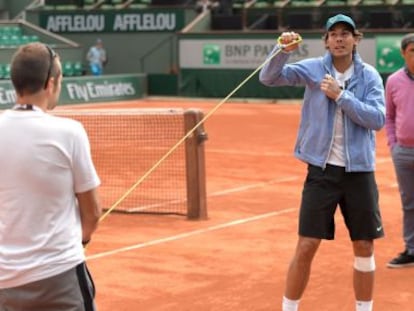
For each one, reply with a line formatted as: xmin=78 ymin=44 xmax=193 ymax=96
xmin=54 ymin=108 xmax=208 ymax=219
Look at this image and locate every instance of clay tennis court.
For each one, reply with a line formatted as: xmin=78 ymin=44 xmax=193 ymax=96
xmin=59 ymin=97 xmax=413 ymax=311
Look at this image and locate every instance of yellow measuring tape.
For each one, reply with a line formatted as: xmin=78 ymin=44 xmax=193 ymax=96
xmin=98 ymin=37 xmax=303 ymax=224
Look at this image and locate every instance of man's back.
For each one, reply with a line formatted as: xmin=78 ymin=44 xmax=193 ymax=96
xmin=0 ymin=109 xmax=99 ymax=289
xmin=0 ymin=42 xmax=101 ymax=311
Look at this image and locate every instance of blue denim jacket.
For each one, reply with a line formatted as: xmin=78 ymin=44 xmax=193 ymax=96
xmin=259 ymin=45 xmax=385 ymax=172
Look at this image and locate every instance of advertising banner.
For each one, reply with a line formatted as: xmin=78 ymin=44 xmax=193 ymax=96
xmin=39 ymin=10 xmax=185 ymax=33
xmin=0 ymin=74 xmax=146 ymax=109
xmin=179 ymin=38 xmax=377 ymax=69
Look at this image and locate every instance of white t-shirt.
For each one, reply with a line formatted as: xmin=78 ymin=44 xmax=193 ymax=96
xmin=0 ymin=109 xmax=100 ymax=288
xmin=327 ymin=65 xmax=354 ymax=167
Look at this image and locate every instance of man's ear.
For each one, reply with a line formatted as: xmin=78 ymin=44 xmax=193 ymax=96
xmin=45 ymin=76 xmax=56 ymax=93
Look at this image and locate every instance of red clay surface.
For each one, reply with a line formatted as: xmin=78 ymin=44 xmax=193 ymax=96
xmin=59 ymin=98 xmax=413 ymax=311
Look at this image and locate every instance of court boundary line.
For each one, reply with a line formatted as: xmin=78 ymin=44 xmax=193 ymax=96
xmin=209 ymin=176 xmax=299 ymax=197
xmin=103 ymin=175 xmax=300 ymax=212
xmin=207 ymin=148 xmax=292 ymax=157
xmin=86 ymin=207 xmax=297 ymax=261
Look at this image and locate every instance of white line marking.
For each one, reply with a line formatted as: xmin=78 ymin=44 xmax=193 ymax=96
xmin=105 ymin=176 xmax=300 ymax=212
xmin=121 ymin=198 xmax=186 ymax=212
xmin=376 ymin=157 xmax=392 ymax=164
xmin=86 ymin=207 xmax=297 ymax=261
xmin=207 ymin=148 xmax=291 ymax=157
xmin=209 ymin=176 xmax=300 ymax=197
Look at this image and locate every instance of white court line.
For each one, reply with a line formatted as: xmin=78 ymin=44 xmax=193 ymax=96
xmin=376 ymin=157 xmax=392 ymax=164
xmin=110 ymin=176 xmax=300 ymax=212
xmin=209 ymin=176 xmax=300 ymax=197
xmin=86 ymin=207 xmax=297 ymax=261
xmin=207 ymin=148 xmax=291 ymax=157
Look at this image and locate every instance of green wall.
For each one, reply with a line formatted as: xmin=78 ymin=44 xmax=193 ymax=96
xmin=62 ymin=33 xmax=177 ymax=75
xmin=179 ymin=69 xmax=304 ymax=99
xmin=5 ymin=0 xmax=32 ymax=19
xmin=25 ymin=8 xmax=197 ymax=75
xmin=16 ymin=4 xmax=410 ymax=99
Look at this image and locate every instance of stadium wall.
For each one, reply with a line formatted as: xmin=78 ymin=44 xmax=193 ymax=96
xmin=25 ymin=8 xmax=197 ymax=75
xmin=20 ymin=5 xmax=410 ymax=99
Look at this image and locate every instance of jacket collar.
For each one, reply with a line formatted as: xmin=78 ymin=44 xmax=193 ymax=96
xmin=322 ymin=51 xmax=363 ymax=76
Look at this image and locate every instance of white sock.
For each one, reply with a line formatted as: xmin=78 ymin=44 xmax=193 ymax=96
xmin=356 ymin=300 xmax=373 ymax=311
xmin=282 ymin=296 xmax=300 ymax=311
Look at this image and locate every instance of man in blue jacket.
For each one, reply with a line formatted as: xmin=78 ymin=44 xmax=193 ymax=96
xmin=259 ymin=14 xmax=385 ymax=311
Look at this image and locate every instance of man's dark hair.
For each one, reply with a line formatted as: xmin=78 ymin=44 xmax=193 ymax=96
xmin=401 ymin=33 xmax=414 ymax=51
xmin=323 ymin=23 xmax=363 ymax=42
xmin=11 ymin=43 xmax=60 ymax=96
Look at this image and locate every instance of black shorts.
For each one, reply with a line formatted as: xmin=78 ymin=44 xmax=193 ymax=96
xmin=299 ymin=164 xmax=384 ymax=241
